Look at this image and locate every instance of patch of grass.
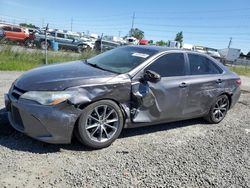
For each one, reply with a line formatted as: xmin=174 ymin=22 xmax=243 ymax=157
xmin=228 ymin=66 xmax=250 ymax=77
xmin=0 ymin=46 xmax=96 ymax=71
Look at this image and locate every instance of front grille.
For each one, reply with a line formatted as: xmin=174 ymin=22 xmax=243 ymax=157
xmin=11 ymin=105 xmax=24 ymax=131
xmin=11 ymin=86 xmax=26 ymax=100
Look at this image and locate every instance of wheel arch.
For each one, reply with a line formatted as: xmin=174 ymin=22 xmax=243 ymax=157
xmin=218 ymin=92 xmax=232 ymax=109
xmin=74 ymin=98 xmax=128 ymax=129
xmin=71 ymin=98 xmax=128 ymax=146
xmin=40 ymin=39 xmax=51 ymax=45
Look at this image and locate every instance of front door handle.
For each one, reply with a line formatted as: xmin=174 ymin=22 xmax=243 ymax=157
xmin=179 ymin=82 xmax=187 ymax=88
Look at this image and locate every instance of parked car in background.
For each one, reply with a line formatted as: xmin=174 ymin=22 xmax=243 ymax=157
xmin=218 ymin=48 xmax=241 ymax=64
xmin=139 ymin=39 xmax=149 ymax=45
xmin=5 ymin=46 xmax=241 ymax=149
xmin=94 ymin=38 xmax=121 ymax=52
xmin=0 ymin=27 xmax=5 ymax=40
xmin=34 ymin=30 xmax=94 ymax=52
xmin=0 ymin=25 xmax=35 ymax=46
xmin=206 ymin=47 xmax=221 ymax=59
xmin=126 ymin=37 xmax=139 ymax=45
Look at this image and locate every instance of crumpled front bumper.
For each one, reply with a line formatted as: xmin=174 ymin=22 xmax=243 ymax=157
xmin=5 ymin=93 xmax=82 ymax=144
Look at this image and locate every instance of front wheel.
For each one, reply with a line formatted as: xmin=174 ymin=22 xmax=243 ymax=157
xmin=24 ymin=39 xmax=34 ymax=48
xmin=40 ymin=40 xmax=50 ymax=50
xmin=76 ymin=100 xmax=124 ymax=149
xmin=77 ymin=45 xmax=84 ymax=53
xmin=205 ymin=94 xmax=229 ymax=124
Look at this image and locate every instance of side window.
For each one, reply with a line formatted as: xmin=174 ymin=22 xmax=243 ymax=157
xmin=57 ymin=33 xmax=65 ymax=38
xmin=188 ymin=54 xmax=222 ymax=75
xmin=2 ymin=26 xmax=12 ymax=31
xmin=146 ymin=53 xmax=186 ymax=77
xmin=66 ymin=35 xmax=75 ymax=40
xmin=50 ymin=32 xmax=56 ymax=37
xmin=13 ymin=27 xmax=22 ymax=32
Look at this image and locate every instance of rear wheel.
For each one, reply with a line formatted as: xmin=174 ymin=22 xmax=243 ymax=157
xmin=205 ymin=95 xmax=229 ymax=123
xmin=76 ymin=100 xmax=124 ymax=149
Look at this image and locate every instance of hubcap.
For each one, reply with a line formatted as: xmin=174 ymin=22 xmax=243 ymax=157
xmin=212 ymin=96 xmax=228 ymax=122
xmin=85 ymin=105 xmax=119 ymax=143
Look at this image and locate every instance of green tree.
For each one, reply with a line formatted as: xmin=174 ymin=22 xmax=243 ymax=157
xmin=175 ymin=31 xmax=183 ymax=47
xmin=19 ymin=23 xmax=37 ymax=28
xmin=129 ymin=28 xmax=144 ymax=40
xmin=156 ymin=40 xmax=167 ymax=46
xmin=148 ymin=40 xmax=154 ymax=44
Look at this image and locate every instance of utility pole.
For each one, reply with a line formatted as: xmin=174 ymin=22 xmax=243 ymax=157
xmin=42 ymin=18 xmax=44 ymax=28
xmin=228 ymin=37 xmax=232 ymax=48
xmin=130 ymin=12 xmax=135 ymax=36
xmin=45 ymin=24 xmax=49 ymax=65
xmin=100 ymin=33 xmax=103 ymax=53
xmin=70 ymin=17 xmax=73 ymax=31
xmin=118 ymin=31 xmax=121 ymax=37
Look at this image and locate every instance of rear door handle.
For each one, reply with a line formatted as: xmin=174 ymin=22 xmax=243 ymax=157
xmin=216 ymin=79 xmax=223 ymax=84
xmin=179 ymin=82 xmax=187 ymax=88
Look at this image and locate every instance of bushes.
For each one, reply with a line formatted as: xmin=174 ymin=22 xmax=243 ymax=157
xmin=0 ymin=45 xmax=96 ymax=71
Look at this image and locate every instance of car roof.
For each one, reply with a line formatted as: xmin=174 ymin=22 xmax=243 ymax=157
xmin=124 ymin=45 xmax=175 ymax=52
xmin=124 ymin=45 xmax=217 ymax=57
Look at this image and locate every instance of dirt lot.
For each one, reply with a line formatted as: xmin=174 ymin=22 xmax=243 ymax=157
xmin=0 ymin=71 xmax=249 ymax=188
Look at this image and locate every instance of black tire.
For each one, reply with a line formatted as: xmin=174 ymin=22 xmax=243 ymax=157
xmin=86 ymin=45 xmax=92 ymax=51
xmin=77 ymin=45 xmax=84 ymax=53
xmin=24 ymin=39 xmax=34 ymax=48
xmin=76 ymin=100 xmax=124 ymax=149
xmin=205 ymin=94 xmax=229 ymax=124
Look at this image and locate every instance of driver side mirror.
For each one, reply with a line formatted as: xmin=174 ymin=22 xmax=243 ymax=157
xmin=143 ymin=70 xmax=161 ymax=82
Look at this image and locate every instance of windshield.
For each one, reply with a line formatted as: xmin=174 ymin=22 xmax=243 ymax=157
xmin=87 ymin=47 xmax=157 ymax=74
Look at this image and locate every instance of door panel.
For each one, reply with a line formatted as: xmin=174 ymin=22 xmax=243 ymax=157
xmin=183 ymin=53 xmax=225 ymax=118
xmin=131 ymin=76 xmax=188 ymax=123
xmin=131 ymin=52 xmax=189 ymax=123
xmin=182 ymin=75 xmax=224 ymax=118
xmin=55 ymin=33 xmax=66 ymax=47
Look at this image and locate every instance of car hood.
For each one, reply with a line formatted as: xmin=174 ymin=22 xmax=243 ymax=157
xmin=15 ymin=60 xmax=117 ymax=91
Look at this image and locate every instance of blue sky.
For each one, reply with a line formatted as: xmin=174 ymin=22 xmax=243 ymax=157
xmin=0 ymin=0 xmax=250 ymax=53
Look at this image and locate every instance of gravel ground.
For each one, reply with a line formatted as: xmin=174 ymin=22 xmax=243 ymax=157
xmin=0 ymin=71 xmax=249 ymax=188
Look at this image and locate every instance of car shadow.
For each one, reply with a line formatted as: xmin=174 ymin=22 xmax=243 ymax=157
xmin=0 ymin=107 xmax=208 ymax=153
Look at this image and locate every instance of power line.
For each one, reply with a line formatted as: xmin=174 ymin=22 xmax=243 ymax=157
xmin=136 ymin=7 xmax=250 ymax=14
xmin=136 ymin=22 xmax=250 ymax=29
xmin=140 ymin=28 xmax=250 ymax=36
xmin=136 ymin=15 xmax=250 ymax=20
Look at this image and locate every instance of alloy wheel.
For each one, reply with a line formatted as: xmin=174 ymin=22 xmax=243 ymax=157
xmin=212 ymin=96 xmax=229 ymax=122
xmin=85 ymin=105 xmax=119 ymax=143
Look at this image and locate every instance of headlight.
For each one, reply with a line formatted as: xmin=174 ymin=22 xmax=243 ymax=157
xmin=20 ymin=91 xmax=76 ymax=105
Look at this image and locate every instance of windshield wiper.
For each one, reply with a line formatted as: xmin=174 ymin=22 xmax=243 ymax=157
xmin=84 ymin=60 xmax=119 ymax=74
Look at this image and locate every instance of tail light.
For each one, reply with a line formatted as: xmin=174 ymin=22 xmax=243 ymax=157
xmin=236 ymin=79 xmax=241 ymax=86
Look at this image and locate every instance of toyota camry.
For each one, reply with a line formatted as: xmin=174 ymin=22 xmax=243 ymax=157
xmin=5 ymin=46 xmax=241 ymax=149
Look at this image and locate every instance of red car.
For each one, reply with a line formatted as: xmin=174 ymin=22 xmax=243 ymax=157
xmin=1 ymin=25 xmax=34 ymax=46
xmin=139 ymin=39 xmax=149 ymax=45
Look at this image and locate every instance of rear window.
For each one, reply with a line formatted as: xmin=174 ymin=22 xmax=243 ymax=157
xmin=188 ymin=54 xmax=223 ymax=75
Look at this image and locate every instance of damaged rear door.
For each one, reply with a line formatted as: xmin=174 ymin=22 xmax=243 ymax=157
xmin=131 ymin=52 xmax=189 ymax=123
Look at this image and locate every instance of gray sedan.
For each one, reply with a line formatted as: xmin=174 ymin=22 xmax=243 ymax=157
xmin=5 ymin=46 xmax=241 ymax=149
